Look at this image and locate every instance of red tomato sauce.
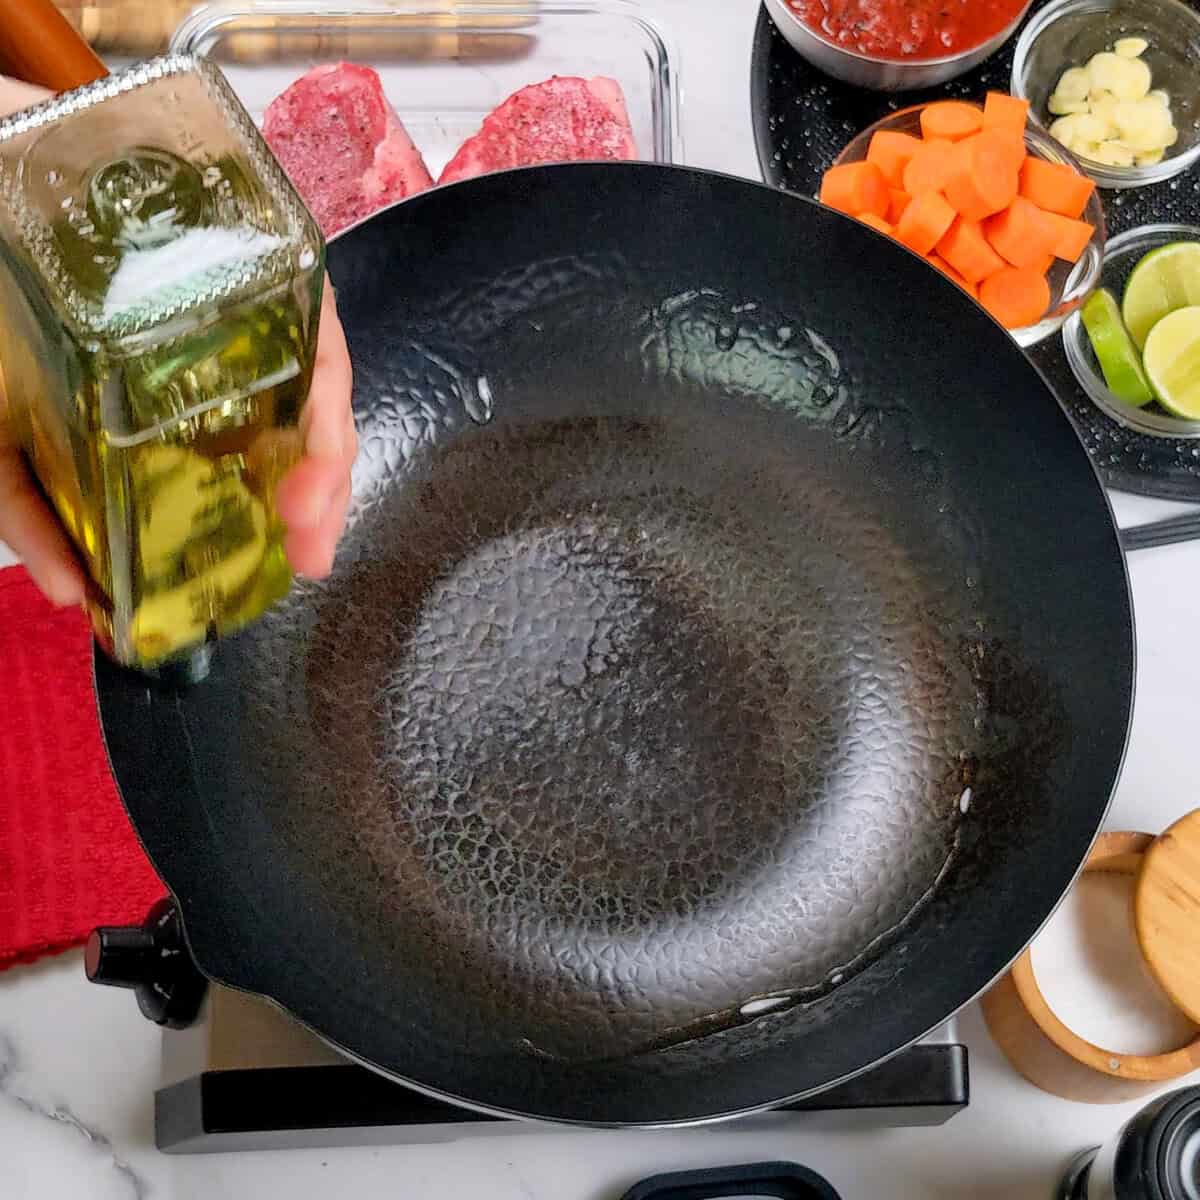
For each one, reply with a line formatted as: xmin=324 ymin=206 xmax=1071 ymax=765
xmin=786 ymin=0 xmax=1027 ymax=60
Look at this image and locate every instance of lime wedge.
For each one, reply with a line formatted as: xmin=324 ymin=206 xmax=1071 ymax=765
xmin=1143 ymin=305 xmax=1200 ymax=420
xmin=1122 ymin=241 xmax=1200 ymax=349
xmin=1081 ymin=288 xmax=1155 ymax=408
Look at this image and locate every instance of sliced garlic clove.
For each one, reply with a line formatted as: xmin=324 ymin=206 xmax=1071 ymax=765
xmin=1114 ymin=36 xmax=1149 ymax=58
xmin=1088 ymin=51 xmax=1151 ymax=101
xmin=1089 ymin=90 xmax=1119 ymax=123
xmin=1091 ymin=141 xmax=1135 ymax=166
xmin=1055 ymin=66 xmax=1092 ymax=102
xmin=1049 ymin=114 xmax=1080 ymax=143
xmin=1112 ymin=99 xmax=1166 ymax=151
xmin=1074 ymin=112 xmax=1111 ymax=143
xmin=1088 ymin=52 xmax=1127 ymax=92
xmin=1114 ymin=56 xmax=1152 ymax=101
xmin=1049 ymin=94 xmax=1091 ymax=115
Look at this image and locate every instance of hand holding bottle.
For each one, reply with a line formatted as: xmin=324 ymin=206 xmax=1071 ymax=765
xmin=0 ymin=75 xmax=357 ymax=608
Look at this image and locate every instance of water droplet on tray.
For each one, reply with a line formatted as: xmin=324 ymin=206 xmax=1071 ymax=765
xmin=715 ymin=324 xmax=738 ymax=351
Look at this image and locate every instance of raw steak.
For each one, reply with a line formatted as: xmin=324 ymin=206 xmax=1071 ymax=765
xmin=263 ymin=63 xmax=433 ymax=237
xmin=438 ymin=76 xmax=637 ymax=186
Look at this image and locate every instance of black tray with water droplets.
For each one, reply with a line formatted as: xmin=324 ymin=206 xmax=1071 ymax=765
xmin=750 ymin=1 xmax=1200 ymax=501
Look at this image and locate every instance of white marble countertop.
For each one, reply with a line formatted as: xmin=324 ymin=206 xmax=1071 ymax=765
xmin=4 ymin=2 xmax=1200 ymax=1196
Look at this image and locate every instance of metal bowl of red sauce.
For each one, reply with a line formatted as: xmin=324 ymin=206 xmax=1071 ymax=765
xmin=763 ymin=0 xmax=1036 ymax=90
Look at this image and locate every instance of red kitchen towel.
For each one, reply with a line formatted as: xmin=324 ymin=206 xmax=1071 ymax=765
xmin=0 ymin=565 xmax=164 ymax=969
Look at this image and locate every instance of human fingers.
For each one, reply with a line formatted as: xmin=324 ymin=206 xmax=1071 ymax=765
xmin=0 ymin=446 xmax=86 ymax=607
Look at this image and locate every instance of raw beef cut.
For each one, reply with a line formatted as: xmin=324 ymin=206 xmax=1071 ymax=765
xmin=263 ymin=63 xmax=433 ymax=237
xmin=439 ymin=76 xmax=637 ymax=185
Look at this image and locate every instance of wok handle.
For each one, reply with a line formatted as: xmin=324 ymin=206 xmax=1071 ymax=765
xmin=1120 ymin=511 xmax=1200 ymax=552
xmin=0 ymin=0 xmax=108 ymax=92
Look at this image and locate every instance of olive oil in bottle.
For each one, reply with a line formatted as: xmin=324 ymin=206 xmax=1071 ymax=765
xmin=0 ymin=56 xmax=324 ymax=675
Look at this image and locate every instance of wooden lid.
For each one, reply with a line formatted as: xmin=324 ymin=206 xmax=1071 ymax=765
xmin=1134 ymin=809 xmax=1200 ymax=1025
xmin=982 ymin=830 xmax=1200 ymax=1103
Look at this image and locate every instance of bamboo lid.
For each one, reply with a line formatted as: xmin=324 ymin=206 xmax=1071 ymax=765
xmin=1135 ymin=809 xmax=1200 ymax=1026
xmin=982 ymin=825 xmax=1200 ymax=1103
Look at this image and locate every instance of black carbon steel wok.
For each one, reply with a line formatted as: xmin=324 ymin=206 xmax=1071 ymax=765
xmin=95 ymin=163 xmax=1134 ymax=1126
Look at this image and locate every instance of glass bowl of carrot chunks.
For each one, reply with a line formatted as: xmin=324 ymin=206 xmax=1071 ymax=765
xmin=821 ymin=92 xmax=1106 ymax=348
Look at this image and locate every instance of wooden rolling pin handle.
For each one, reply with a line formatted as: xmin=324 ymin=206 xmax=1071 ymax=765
xmin=54 ymin=2 xmax=537 ymax=60
xmin=0 ymin=0 xmax=108 ymax=91
xmin=56 ymin=1 xmax=188 ymax=56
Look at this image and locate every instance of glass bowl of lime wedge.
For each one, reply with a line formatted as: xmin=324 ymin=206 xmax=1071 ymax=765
xmin=1065 ymin=222 xmax=1200 ymax=438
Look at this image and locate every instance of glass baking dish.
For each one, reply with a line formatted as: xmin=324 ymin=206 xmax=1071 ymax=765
xmin=169 ymin=1 xmax=682 ymax=178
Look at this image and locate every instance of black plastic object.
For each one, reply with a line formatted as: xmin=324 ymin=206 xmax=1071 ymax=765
xmin=620 ymin=1162 xmax=841 ymax=1200
xmin=751 ymin=1 xmax=1200 ymax=501
xmin=155 ymin=1044 xmax=967 ymax=1152
xmin=85 ymin=897 xmax=208 ymax=1029
xmin=1060 ymin=1087 xmax=1200 ymax=1199
xmin=94 ymin=161 xmax=1133 ymax=1125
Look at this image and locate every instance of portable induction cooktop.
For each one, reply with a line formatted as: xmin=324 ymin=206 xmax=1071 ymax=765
xmin=86 ymin=901 xmax=968 ymax=1153
xmin=157 ymin=992 xmax=968 ymax=1153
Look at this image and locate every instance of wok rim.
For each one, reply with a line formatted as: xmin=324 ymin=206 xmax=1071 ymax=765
xmin=93 ymin=159 xmax=1136 ymax=1127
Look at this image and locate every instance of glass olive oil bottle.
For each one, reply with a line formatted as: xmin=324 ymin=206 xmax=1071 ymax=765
xmin=0 ymin=56 xmax=324 ymax=676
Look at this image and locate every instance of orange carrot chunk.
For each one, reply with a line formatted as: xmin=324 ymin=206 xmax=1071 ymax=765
xmin=937 ymin=216 xmax=1006 ymax=284
xmin=819 ymin=160 xmax=890 ymax=218
xmin=992 ymin=132 xmax=1027 ymax=176
xmin=856 ymin=212 xmax=895 ymax=235
xmin=902 ymin=138 xmax=956 ymax=195
xmin=943 ymin=132 xmax=1019 ymax=221
xmin=978 ymin=266 xmax=1051 ymax=329
xmin=930 ymin=254 xmax=978 ymax=298
xmin=1018 ymin=157 xmax=1095 ymax=219
xmin=982 ymin=91 xmax=1030 ymax=140
xmin=983 ymin=196 xmax=1060 ymax=269
xmin=981 ymin=93 xmax=1030 ymax=176
xmin=1041 ymin=209 xmax=1095 ymax=262
xmin=1032 ymin=252 xmax=1056 ymax=275
xmin=896 ymin=190 xmax=957 ymax=256
xmin=867 ymin=130 xmax=922 ymax=186
xmin=920 ymin=101 xmax=984 ymax=142
xmin=888 ymin=188 xmax=912 ymax=223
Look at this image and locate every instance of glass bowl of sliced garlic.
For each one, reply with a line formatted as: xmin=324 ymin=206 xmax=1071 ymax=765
xmin=1012 ymin=0 xmax=1200 ymax=188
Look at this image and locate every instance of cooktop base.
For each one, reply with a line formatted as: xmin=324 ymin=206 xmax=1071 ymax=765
xmin=156 ymin=988 xmax=968 ymax=1153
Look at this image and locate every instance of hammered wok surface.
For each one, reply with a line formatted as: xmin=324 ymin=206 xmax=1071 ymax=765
xmin=95 ymin=163 xmax=1133 ymax=1124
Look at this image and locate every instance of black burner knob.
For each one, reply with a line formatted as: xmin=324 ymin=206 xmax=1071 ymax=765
xmin=85 ymin=897 xmax=208 ymax=1029
xmin=84 ymin=924 xmax=156 ymax=989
